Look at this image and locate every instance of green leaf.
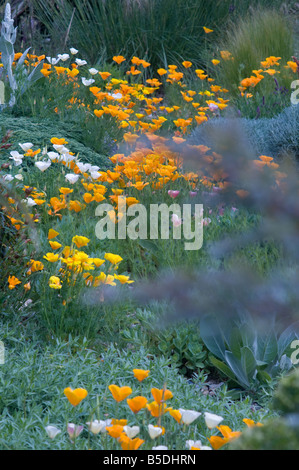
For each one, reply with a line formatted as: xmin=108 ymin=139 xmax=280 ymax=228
xmin=256 ymin=370 xmax=272 ymax=384
xmin=200 ymin=315 xmax=226 ymax=361
xmin=209 ymin=355 xmax=239 ymax=383
xmin=229 ymin=327 xmax=243 ymax=360
xmin=277 ymin=322 xmax=299 ymax=358
xmin=257 ymin=329 xmax=278 ymax=364
xmin=224 ymin=351 xmax=250 ymax=388
xmin=20 ymin=61 xmax=44 ymax=95
xmin=241 ymin=346 xmax=257 ymax=381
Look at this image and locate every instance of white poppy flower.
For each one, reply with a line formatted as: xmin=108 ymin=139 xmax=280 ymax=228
xmin=25 ymin=197 xmax=37 ymax=206
xmin=179 ymin=409 xmax=201 ymax=425
xmin=46 ymin=57 xmax=60 ymax=65
xmin=89 ymin=68 xmax=99 ymax=75
xmin=58 ymin=54 xmax=70 ymax=61
xmin=75 ymin=58 xmax=87 ymax=66
xmin=9 ymin=151 xmax=23 ymax=166
xmin=35 ymin=161 xmax=51 ymax=172
xmin=86 ymin=420 xmax=106 ymax=435
xmin=70 ymin=48 xmax=79 ymax=55
xmin=62 ymin=154 xmax=75 ymax=163
xmin=12 ymin=160 xmax=23 ymax=166
xmin=90 ymin=165 xmax=100 ymax=172
xmin=152 ymin=446 xmax=168 ymax=450
xmin=53 ymin=145 xmax=69 ymax=154
xmin=10 ymin=151 xmax=23 ymax=160
xmin=45 ymin=425 xmax=61 ymax=439
xmin=3 ymin=174 xmax=14 ymax=182
xmin=148 ymin=424 xmax=163 ymax=439
xmin=76 ymin=162 xmax=90 ymax=173
xmin=123 ymin=426 xmax=140 ymax=439
xmin=82 ymin=77 xmax=95 ymax=86
xmin=90 ymin=171 xmax=102 ymax=180
xmin=186 ymin=439 xmax=202 ymax=449
xmin=19 ymin=142 xmax=33 ymax=152
xmin=113 ymin=93 xmax=123 ymax=100
xmin=15 ymin=174 xmax=23 ymax=181
xmin=65 ymin=174 xmax=79 ymax=184
xmin=47 ymin=151 xmax=61 ymax=161
xmin=204 ymin=412 xmax=224 ymax=429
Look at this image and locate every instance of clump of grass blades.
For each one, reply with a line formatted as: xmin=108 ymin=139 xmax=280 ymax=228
xmin=31 ymin=0 xmax=286 ymax=71
xmin=216 ymin=8 xmax=294 ymax=96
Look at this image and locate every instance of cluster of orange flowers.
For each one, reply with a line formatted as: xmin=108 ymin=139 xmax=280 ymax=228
xmin=61 ymin=368 xmax=263 ymax=450
xmin=4 ymin=50 xmax=233 ymax=139
xmin=239 ymin=55 xmax=297 ymax=95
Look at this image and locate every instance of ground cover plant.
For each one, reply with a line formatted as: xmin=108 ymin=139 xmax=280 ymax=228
xmin=0 ymin=0 xmax=299 ymax=451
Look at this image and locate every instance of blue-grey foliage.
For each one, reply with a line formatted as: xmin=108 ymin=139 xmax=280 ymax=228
xmin=189 ymin=105 xmax=299 ymax=159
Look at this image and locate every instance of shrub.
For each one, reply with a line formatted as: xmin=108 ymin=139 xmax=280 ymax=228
xmin=122 ymin=309 xmax=208 ymax=377
xmin=215 ymin=8 xmax=294 ymax=97
xmin=0 ymin=114 xmax=112 ymax=167
xmin=230 ymin=367 xmax=299 ymax=449
xmin=189 ymin=105 xmax=299 ymax=160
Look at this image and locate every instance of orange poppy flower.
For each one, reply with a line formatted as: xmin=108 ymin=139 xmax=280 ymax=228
xmin=94 ymin=109 xmax=104 ymax=118
xmin=127 ymin=396 xmax=148 ymax=413
xmin=169 ymin=409 xmax=182 ymax=423
xmin=111 ymin=419 xmax=128 ymax=426
xmin=106 ymin=425 xmax=124 ymax=438
xmin=133 ymin=369 xmax=149 ymax=382
xmin=203 ymin=27 xmax=213 ymax=33
xmin=64 ymin=387 xmax=88 ymax=406
xmin=119 ymin=435 xmax=144 ymax=450
xmin=99 ymin=72 xmax=111 ymax=80
xmin=151 ymin=388 xmax=173 ymax=404
xmin=157 ymin=68 xmax=167 ymax=76
xmin=51 ymin=137 xmax=68 ymax=145
xmin=108 ymin=385 xmax=132 ymax=402
xmin=8 ymin=275 xmax=21 ymax=290
xmin=113 ymin=56 xmax=126 ymax=64
xmin=146 ymin=401 xmax=171 ymax=417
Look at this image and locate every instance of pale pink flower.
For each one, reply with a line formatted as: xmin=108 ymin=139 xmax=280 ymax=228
xmin=67 ymin=423 xmax=83 ymax=442
xmin=168 ymin=190 xmax=180 ymax=198
xmin=171 ymin=214 xmax=182 ymax=227
xmin=203 ymin=217 xmax=211 ymax=226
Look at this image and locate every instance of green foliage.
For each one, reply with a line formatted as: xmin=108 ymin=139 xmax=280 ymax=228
xmin=215 ymin=8 xmax=294 ymax=98
xmin=0 ymin=3 xmax=44 ymax=108
xmin=31 ymin=0 xmax=285 ymax=71
xmin=242 ymin=106 xmax=299 ymax=159
xmin=200 ymin=313 xmax=299 ymax=392
xmin=121 ymin=309 xmax=207 ymax=376
xmin=0 ymin=324 xmax=274 ymax=449
xmin=231 ymin=367 xmax=299 ymax=449
xmin=230 ymin=418 xmax=299 ymax=450
xmin=0 ymin=177 xmax=36 ymax=297
xmin=189 ymin=105 xmax=299 ymax=159
xmin=0 ymin=114 xmax=111 ymax=167
xmin=272 ymin=367 xmax=299 ymax=414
